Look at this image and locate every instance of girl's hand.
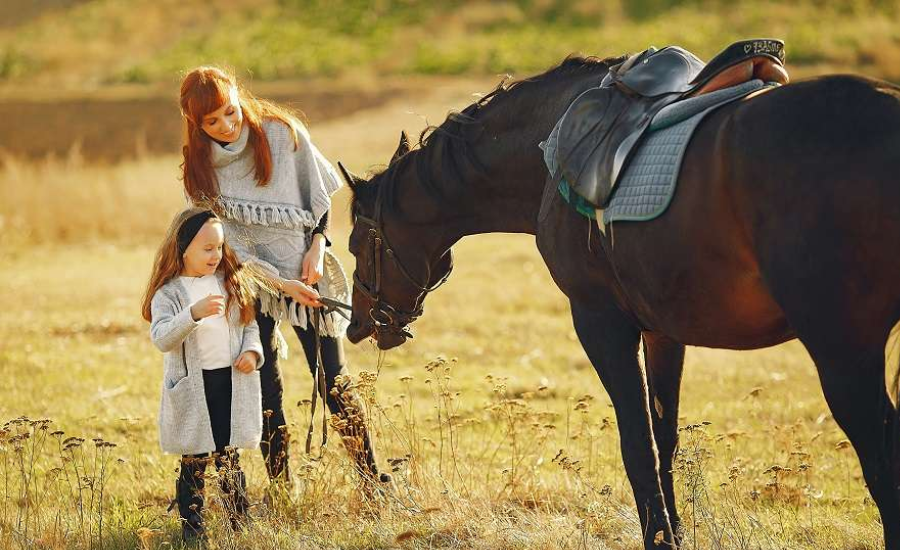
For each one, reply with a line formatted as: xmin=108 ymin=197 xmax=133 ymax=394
xmin=190 ymin=294 xmax=226 ymax=321
xmin=301 ymin=236 xmax=326 ymax=285
xmin=281 ymin=279 xmax=322 ymax=308
xmin=234 ymin=351 xmax=259 ymax=373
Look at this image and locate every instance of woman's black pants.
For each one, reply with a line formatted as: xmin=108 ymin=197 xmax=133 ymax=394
xmin=256 ymin=310 xmax=379 ymax=481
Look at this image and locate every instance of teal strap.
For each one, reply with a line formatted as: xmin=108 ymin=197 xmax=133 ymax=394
xmin=557 ymin=177 xmax=597 ymax=220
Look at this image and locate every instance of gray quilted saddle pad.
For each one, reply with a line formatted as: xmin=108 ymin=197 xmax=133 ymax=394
xmin=602 ymin=79 xmax=772 ymax=224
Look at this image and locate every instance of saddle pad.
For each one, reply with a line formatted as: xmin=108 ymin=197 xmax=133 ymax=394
xmin=539 ymin=80 xmax=774 ymax=222
xmin=602 ymin=80 xmax=773 ymax=223
xmin=599 ymin=112 xmax=708 ymax=223
xmin=650 ymin=79 xmax=765 ymax=131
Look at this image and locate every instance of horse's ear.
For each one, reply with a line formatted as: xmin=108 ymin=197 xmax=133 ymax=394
xmin=391 ymin=131 xmax=412 ymax=164
xmin=337 ymin=161 xmax=363 ymax=188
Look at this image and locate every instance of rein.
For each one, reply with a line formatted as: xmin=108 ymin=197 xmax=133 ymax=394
xmin=302 ymin=295 xmax=359 ymax=458
xmin=304 ymin=301 xmax=329 ymax=459
xmin=353 ymin=184 xmax=453 ymax=340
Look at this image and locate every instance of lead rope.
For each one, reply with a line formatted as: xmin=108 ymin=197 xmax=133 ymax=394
xmin=305 ymin=300 xmax=329 ymax=458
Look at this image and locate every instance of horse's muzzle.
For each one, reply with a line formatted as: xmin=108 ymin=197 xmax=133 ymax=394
xmin=373 ymin=330 xmax=408 ymax=350
xmin=346 ymin=319 xmax=375 ymax=344
xmin=347 ymin=318 xmax=411 ymax=350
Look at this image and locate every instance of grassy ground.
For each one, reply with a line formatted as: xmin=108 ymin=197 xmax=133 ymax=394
xmin=0 ymin=76 xmax=890 ymax=549
xmin=1 ymin=0 xmax=899 ymax=89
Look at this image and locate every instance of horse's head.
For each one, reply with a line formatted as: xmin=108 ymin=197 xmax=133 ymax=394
xmin=341 ymin=132 xmax=454 ymax=350
xmin=340 ymin=57 xmax=618 ymax=349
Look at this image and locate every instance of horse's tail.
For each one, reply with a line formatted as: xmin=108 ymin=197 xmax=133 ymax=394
xmin=893 ymin=349 xmax=900 ymax=492
xmin=891 ymin=326 xmax=900 ymax=468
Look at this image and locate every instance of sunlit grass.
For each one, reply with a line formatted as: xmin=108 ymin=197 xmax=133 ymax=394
xmin=0 ymin=195 xmax=884 ymax=549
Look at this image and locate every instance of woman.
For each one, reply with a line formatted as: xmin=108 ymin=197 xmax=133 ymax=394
xmin=178 ymin=66 xmax=387 ymax=487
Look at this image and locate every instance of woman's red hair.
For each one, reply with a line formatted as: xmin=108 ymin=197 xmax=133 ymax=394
xmin=179 ymin=66 xmax=306 ymax=203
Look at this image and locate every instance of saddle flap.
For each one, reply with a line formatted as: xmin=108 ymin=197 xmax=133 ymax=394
xmin=556 ymin=86 xmax=659 ymax=207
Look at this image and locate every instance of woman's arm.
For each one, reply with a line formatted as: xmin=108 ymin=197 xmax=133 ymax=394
xmin=149 ymin=291 xmax=201 ymax=353
xmin=302 ymin=211 xmax=329 ymax=284
xmin=311 ymin=210 xmax=331 ymax=247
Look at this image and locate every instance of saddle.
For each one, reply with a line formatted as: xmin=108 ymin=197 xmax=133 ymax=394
xmin=555 ymin=39 xmax=788 ymax=208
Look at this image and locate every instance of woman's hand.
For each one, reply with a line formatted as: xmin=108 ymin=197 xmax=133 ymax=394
xmin=301 ymin=235 xmax=326 ymax=285
xmin=233 ymin=351 xmax=259 ymax=373
xmin=280 ymin=279 xmax=322 ymax=308
xmin=190 ymin=294 xmax=225 ymax=321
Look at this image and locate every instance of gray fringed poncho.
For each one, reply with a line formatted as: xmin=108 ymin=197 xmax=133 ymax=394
xmin=209 ymin=120 xmax=349 ymax=337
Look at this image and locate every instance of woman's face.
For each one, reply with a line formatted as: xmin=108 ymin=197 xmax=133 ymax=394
xmin=182 ymin=220 xmax=225 ymax=277
xmin=201 ymin=87 xmax=243 ymax=143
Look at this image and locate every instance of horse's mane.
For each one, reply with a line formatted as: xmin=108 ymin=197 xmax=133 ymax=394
xmin=351 ymin=54 xmax=625 ymax=219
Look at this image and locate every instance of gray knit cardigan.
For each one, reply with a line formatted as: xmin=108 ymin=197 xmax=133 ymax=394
xmin=149 ymin=274 xmax=264 ymax=455
xmin=209 ymin=120 xmax=349 ymax=337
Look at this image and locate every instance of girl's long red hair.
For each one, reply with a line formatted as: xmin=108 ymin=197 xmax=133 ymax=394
xmin=179 ymin=66 xmax=305 ymax=203
xmin=141 ymin=207 xmax=264 ymax=325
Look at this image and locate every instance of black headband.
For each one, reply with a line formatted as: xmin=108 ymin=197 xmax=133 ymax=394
xmin=177 ymin=211 xmax=216 ymax=255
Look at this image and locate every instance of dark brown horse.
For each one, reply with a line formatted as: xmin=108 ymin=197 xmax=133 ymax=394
xmin=341 ymin=56 xmax=900 ymax=549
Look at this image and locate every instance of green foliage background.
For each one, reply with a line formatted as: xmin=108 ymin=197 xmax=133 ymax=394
xmin=2 ymin=0 xmax=899 ymax=87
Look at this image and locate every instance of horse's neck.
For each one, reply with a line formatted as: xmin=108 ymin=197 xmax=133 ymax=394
xmin=408 ymin=151 xmax=543 ymax=243
xmin=444 ymin=77 xmax=602 ymax=240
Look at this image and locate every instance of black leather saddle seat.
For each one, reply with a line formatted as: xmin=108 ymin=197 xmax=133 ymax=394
xmin=609 ymin=39 xmax=786 ymax=98
xmin=555 ymin=39 xmax=787 ymax=208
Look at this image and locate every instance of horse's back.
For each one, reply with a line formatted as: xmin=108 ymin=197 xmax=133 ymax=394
xmin=601 ymin=75 xmax=900 ymax=348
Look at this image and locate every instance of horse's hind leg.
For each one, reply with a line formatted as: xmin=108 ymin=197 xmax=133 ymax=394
xmin=762 ymin=258 xmax=900 ymax=545
xmin=800 ymin=335 xmax=900 ymax=548
xmin=571 ymin=299 xmax=676 ymax=549
xmin=643 ymin=333 xmax=686 ymax=540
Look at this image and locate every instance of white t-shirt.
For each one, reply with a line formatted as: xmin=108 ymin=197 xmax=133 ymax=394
xmin=180 ymin=274 xmax=231 ymax=370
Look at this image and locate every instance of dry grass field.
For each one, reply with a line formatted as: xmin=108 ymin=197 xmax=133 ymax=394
xmin=0 ymin=73 xmax=894 ymax=549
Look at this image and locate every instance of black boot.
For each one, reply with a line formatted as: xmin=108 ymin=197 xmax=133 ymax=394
xmin=261 ymin=419 xmax=291 ymax=482
xmin=177 ymin=456 xmax=208 ymax=543
xmin=330 ymin=386 xmax=392 ymax=486
xmin=216 ymin=451 xmax=250 ymax=529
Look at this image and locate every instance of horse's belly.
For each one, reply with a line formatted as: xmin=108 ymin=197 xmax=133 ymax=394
xmin=628 ymin=262 xmax=794 ymax=349
xmin=608 ymin=188 xmax=794 ymax=348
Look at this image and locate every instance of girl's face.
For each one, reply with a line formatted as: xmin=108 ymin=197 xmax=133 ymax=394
xmin=182 ymin=220 xmax=225 ymax=277
xmin=201 ymin=87 xmax=243 ymax=143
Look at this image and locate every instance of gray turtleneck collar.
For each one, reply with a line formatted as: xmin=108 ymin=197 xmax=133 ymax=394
xmin=210 ymin=123 xmax=251 ymax=168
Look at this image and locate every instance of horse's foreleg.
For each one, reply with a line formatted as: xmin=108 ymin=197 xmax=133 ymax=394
xmin=643 ymin=332 xmax=686 ymax=540
xmin=571 ymin=299 xmax=675 ymax=549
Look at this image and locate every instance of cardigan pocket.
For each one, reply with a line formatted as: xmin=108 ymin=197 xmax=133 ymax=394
xmin=163 ymin=374 xmax=193 ymax=404
xmin=159 ymin=375 xmax=211 ymax=455
xmin=163 ymin=343 xmax=190 ymax=389
xmin=164 ymin=372 xmax=190 ymax=391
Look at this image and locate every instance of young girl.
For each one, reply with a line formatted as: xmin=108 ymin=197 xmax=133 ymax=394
xmin=141 ymin=207 xmax=264 ymax=541
xmin=178 ymin=66 xmax=388 ymax=485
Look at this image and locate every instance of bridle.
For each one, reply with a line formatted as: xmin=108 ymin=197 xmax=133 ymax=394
xmin=352 ymin=186 xmax=453 ymax=340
